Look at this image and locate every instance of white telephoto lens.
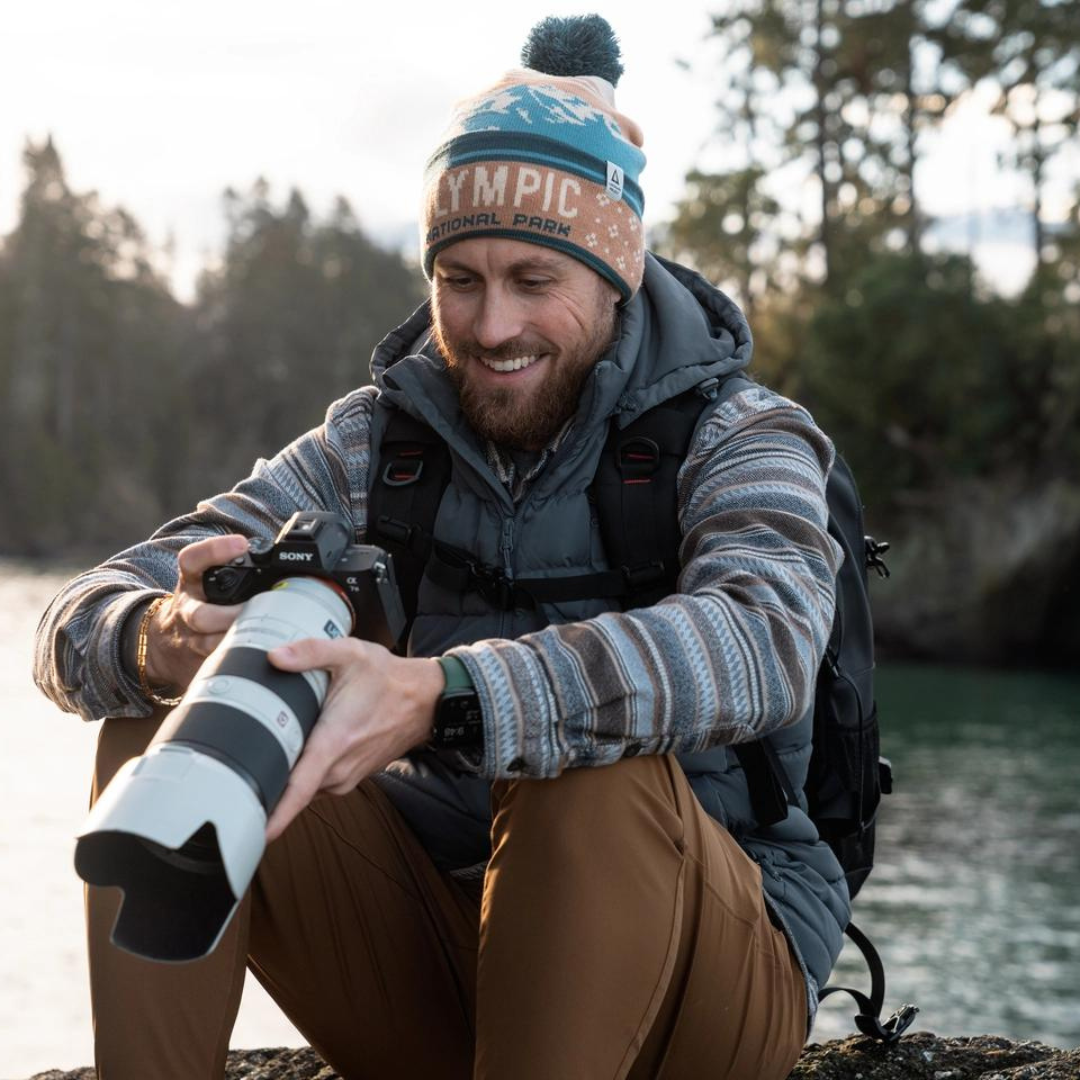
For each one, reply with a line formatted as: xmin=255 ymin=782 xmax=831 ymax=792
xmin=75 ymin=576 xmax=353 ymax=962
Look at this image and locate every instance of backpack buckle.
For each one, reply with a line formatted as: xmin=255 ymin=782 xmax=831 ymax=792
xmin=382 ymin=448 xmax=425 ymax=487
xmin=855 ymin=1003 xmax=919 ymax=1045
xmin=865 ymin=535 xmax=891 ymax=578
xmin=617 ymin=437 xmax=660 ymax=485
xmin=470 ymin=562 xmax=525 ymax=610
xmin=622 ymin=561 xmax=668 ymax=590
xmin=375 ymin=515 xmax=419 ymax=549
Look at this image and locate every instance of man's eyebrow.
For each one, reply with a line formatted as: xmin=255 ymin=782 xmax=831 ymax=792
xmin=508 ymin=258 xmax=565 ymax=274
xmin=435 ymin=256 xmax=567 ymax=274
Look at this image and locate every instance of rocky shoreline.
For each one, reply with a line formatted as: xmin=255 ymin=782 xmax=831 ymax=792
xmin=26 ymin=1033 xmax=1080 ymax=1079
xmin=872 ymin=474 xmax=1080 ymax=667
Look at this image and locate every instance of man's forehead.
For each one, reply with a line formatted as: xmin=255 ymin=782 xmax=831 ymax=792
xmin=434 ymin=240 xmax=578 ymax=276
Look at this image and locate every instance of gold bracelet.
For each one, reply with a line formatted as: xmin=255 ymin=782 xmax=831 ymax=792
xmin=136 ymin=594 xmax=183 ymax=707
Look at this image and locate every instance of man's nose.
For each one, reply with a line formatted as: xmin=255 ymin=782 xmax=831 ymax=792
xmin=473 ymin=287 xmax=524 ymax=350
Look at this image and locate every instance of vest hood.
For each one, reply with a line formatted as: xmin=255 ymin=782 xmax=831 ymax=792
xmin=368 ymin=253 xmax=753 ymax=439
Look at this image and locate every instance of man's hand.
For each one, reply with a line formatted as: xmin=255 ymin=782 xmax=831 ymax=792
xmin=263 ymin=639 xmax=444 ymax=841
xmin=142 ymin=534 xmax=248 ymax=692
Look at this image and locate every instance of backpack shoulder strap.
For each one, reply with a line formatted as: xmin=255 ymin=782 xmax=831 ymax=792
xmin=367 ymin=406 xmax=452 ymax=642
xmin=592 ymin=374 xmax=754 ymax=609
xmin=369 ymin=374 xmax=756 ymax=626
xmin=820 ymin=923 xmax=919 ymax=1044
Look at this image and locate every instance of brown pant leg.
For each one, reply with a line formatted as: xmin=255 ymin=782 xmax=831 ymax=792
xmin=88 ymin=714 xmax=481 ymax=1080
xmin=90 ymin=728 xmax=804 ymax=1080
xmin=87 ymin=713 xmax=249 ymax=1080
xmin=246 ymin=782 xmax=480 ymax=1080
xmin=475 ymin=755 xmax=806 ymax=1080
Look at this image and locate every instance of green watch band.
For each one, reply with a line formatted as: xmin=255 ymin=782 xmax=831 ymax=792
xmin=431 ymin=655 xmax=484 ymax=751
xmin=437 ymin=654 xmax=474 ymax=693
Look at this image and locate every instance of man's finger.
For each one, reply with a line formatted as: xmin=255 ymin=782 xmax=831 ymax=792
xmin=266 ymin=749 xmax=328 ymax=841
xmin=177 ymin=534 xmax=250 ymax=597
xmin=268 ymin=636 xmax=359 ymax=675
xmin=185 ymin=600 xmax=243 ymax=635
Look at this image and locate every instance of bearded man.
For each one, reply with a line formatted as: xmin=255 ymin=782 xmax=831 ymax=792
xmin=35 ymin=16 xmax=849 ymax=1080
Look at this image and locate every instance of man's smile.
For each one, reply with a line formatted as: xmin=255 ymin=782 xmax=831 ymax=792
xmin=475 ymin=352 xmax=545 ymax=374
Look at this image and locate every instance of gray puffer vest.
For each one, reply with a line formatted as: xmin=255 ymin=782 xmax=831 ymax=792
xmin=369 ymin=254 xmax=850 ymax=1007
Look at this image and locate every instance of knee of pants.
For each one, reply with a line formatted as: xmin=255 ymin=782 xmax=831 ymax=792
xmin=490 ymin=755 xmax=686 ymax=861
xmin=91 ymin=709 xmax=171 ymax=801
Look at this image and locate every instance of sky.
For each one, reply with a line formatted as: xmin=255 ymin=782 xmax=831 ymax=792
xmin=1 ymin=0 xmax=1055 ymax=300
xmin=2 ymin=1 xmax=722 ymax=297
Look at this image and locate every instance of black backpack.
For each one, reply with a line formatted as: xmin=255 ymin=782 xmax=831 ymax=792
xmin=369 ymin=375 xmax=916 ymax=1043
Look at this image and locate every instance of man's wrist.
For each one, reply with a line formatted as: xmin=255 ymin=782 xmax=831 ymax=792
xmin=121 ymin=593 xmax=179 ymax=702
xmin=430 ymin=655 xmax=484 ymax=750
xmin=136 ymin=595 xmax=183 ymax=706
xmin=121 ymin=596 xmax=157 ymax=679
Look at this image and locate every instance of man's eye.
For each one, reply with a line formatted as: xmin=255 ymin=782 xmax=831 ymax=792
xmin=519 ymin=278 xmax=549 ymax=290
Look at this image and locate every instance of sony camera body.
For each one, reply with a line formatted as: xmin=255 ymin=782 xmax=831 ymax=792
xmin=203 ymin=511 xmax=405 ymax=649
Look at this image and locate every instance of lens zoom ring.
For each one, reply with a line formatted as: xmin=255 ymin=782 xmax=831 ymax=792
xmin=170 ymin=702 xmax=292 ymax=811
xmin=198 ymin=646 xmax=321 ymax=737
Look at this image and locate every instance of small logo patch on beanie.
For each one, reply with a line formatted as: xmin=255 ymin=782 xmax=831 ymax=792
xmin=606 ymin=162 xmax=625 ymax=201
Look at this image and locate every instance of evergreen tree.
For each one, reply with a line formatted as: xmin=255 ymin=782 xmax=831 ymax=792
xmin=0 ymin=138 xmax=185 ymax=553
xmin=0 ymin=143 xmax=426 ymax=556
xmin=939 ymin=0 xmax=1080 ymax=276
xmin=661 ymin=0 xmax=959 ymax=297
xmin=188 ymin=181 xmax=425 ymax=490
xmin=661 ymin=0 xmax=1080 ymax=516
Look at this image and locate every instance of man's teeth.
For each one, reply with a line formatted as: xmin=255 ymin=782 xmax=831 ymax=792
xmin=478 ymin=354 xmax=540 ymax=373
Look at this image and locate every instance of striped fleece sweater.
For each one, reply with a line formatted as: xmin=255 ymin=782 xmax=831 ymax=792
xmin=33 ymin=349 xmax=839 ymax=785
xmin=32 ymin=379 xmax=837 ymax=757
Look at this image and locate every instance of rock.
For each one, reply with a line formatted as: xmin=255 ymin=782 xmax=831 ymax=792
xmin=26 ymin=1046 xmax=337 ymax=1080
xmin=874 ymin=475 xmax=1080 ymax=666
xmin=26 ymin=1034 xmax=1080 ymax=1080
xmin=787 ymin=1033 xmax=1080 ymax=1079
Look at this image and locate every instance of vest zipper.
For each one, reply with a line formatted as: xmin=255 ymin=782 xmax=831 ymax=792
xmin=497 ymin=516 xmax=516 ymax=638
xmin=500 ymin=517 xmax=515 ymax=577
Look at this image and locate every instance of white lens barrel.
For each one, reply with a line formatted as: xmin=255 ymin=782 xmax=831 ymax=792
xmin=75 ymin=575 xmax=354 ymax=962
xmin=151 ymin=577 xmax=353 ymax=812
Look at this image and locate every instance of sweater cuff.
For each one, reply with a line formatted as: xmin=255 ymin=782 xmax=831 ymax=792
xmin=91 ymin=589 xmax=170 ymax=719
xmin=447 ymin=643 xmax=559 ymax=779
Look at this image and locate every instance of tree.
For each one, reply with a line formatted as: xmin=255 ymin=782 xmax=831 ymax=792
xmin=186 ymin=181 xmax=426 ymax=495
xmin=0 ymin=138 xmax=185 ymax=552
xmin=0 ymin=143 xmax=426 ymax=556
xmin=660 ymin=167 xmax=781 ymax=314
xmin=663 ymin=0 xmax=963 ymax=298
xmin=940 ymin=0 xmax=1080 ymax=275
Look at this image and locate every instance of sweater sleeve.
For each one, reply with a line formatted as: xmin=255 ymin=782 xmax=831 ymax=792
xmin=33 ymin=388 xmax=378 ymax=722
xmin=450 ymin=385 xmax=843 ymax=779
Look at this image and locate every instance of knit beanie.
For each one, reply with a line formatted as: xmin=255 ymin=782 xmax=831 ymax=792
xmin=421 ymin=15 xmax=647 ymax=302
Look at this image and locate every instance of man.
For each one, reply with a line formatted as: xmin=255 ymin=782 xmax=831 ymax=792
xmin=35 ymin=16 xmax=849 ymax=1080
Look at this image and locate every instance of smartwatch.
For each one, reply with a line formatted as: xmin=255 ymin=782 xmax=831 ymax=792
xmin=431 ymin=655 xmax=484 ymax=750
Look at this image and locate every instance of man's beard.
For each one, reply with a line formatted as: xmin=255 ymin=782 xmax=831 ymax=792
xmin=432 ymin=303 xmax=618 ymax=452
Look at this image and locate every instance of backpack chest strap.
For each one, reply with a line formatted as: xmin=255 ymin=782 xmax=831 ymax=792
xmin=424 ymin=541 xmax=672 ymax=611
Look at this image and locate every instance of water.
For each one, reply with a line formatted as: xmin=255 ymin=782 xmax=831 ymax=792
xmin=814 ymin=663 xmax=1080 ymax=1047
xmin=0 ymin=562 xmax=304 ymax=1078
xmin=2 ymin=563 xmax=1078 ymax=1075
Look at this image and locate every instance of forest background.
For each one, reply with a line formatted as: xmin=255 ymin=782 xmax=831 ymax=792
xmin=3 ymin=0 xmax=1078 ymax=666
